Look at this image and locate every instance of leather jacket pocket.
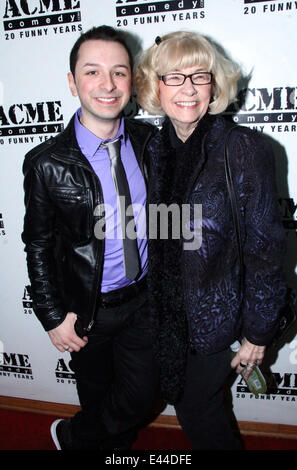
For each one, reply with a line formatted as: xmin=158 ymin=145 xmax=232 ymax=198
xmin=49 ymin=186 xmax=92 ymax=241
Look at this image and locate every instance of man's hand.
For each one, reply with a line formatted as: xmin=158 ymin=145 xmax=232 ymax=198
xmin=231 ymin=337 xmax=265 ymax=379
xmin=48 ymin=312 xmax=88 ymax=353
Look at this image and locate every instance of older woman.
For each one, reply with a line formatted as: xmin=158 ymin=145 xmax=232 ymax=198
xmin=134 ymin=31 xmax=287 ymax=449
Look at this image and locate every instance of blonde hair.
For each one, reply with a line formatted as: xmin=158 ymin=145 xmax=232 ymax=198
xmin=134 ymin=31 xmax=241 ymax=116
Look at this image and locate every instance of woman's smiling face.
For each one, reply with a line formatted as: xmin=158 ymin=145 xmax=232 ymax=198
xmin=158 ymin=65 xmax=212 ymax=140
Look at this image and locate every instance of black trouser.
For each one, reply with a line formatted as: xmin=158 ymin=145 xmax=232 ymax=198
xmin=69 ymin=288 xmax=159 ymax=449
xmin=174 ymin=348 xmax=242 ymax=450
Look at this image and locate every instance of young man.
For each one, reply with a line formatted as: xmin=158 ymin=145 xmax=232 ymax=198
xmin=22 ymin=26 xmax=159 ymax=450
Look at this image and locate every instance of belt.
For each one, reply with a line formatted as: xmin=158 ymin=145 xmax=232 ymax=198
xmin=99 ymin=275 xmax=147 ymax=309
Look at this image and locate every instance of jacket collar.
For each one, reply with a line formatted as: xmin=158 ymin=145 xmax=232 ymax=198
xmin=51 ymin=114 xmax=155 ymax=172
xmin=51 ymin=114 xmax=89 ymax=166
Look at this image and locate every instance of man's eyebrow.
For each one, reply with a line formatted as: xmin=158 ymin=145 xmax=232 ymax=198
xmin=83 ymin=62 xmax=130 ymax=69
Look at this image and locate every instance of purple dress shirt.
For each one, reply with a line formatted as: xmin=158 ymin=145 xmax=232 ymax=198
xmin=74 ymin=109 xmax=147 ymax=292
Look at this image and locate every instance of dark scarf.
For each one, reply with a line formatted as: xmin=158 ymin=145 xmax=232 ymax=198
xmin=147 ymin=113 xmax=217 ymax=404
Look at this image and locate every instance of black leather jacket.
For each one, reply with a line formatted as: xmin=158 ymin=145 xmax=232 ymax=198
xmin=22 ymin=115 xmax=157 ymax=333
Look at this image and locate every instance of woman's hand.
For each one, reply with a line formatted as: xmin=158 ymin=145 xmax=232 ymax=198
xmin=231 ymin=337 xmax=265 ymax=379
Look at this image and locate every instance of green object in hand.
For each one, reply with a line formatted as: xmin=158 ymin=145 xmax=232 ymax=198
xmin=230 ymin=341 xmax=267 ymax=395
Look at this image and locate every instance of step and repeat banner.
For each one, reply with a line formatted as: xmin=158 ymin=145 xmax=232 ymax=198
xmin=0 ymin=0 xmax=296 ymax=426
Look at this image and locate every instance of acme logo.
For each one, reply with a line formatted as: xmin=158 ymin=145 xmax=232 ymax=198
xmin=3 ymin=0 xmax=80 ymax=18
xmin=3 ymin=0 xmax=81 ymax=32
xmin=0 ymin=101 xmax=64 ymax=137
xmin=237 ymin=372 xmax=297 ymax=396
xmin=55 ymin=358 xmax=76 ymax=383
xmin=0 ymin=352 xmax=33 ymax=375
xmin=227 ymin=87 xmax=297 ymax=125
xmin=232 ymin=87 xmax=297 ymax=113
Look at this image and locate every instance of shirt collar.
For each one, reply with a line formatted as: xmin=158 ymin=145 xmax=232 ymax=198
xmin=74 ymin=108 xmax=126 ymax=158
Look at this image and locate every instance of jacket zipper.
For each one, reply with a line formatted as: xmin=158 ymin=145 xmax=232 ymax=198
xmin=86 ymin=319 xmax=95 ymax=332
xmin=88 ymin=174 xmax=105 ymax=333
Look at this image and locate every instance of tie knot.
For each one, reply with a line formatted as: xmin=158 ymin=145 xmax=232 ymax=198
xmin=100 ymin=136 xmax=121 ymax=160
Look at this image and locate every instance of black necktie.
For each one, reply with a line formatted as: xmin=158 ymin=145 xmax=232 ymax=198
xmin=101 ymin=137 xmax=140 ymax=280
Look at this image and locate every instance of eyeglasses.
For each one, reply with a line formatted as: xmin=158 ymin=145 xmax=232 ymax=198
xmin=158 ymin=72 xmax=213 ymax=86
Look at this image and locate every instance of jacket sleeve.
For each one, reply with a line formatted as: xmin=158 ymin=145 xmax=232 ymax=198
xmin=235 ymin=130 xmax=287 ymax=345
xmin=22 ymin=154 xmax=66 ymax=331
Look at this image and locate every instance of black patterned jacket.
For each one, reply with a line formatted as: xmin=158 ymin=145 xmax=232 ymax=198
xmin=147 ymin=113 xmax=287 ymax=403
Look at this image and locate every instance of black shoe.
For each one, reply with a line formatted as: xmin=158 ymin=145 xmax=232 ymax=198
xmin=51 ymin=418 xmax=103 ymax=450
xmin=51 ymin=419 xmax=66 ymax=450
